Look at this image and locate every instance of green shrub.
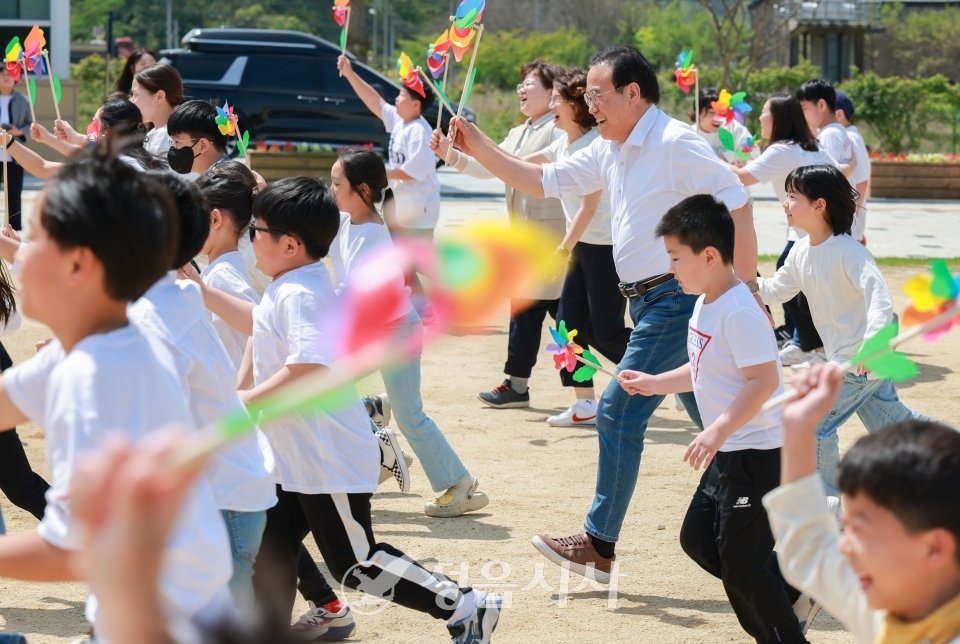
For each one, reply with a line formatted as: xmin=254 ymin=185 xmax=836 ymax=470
xmin=72 ymin=54 xmax=126 ymax=127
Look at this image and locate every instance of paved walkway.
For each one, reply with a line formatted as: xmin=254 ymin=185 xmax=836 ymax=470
xmin=14 ymin=169 xmax=960 ymax=259
xmin=438 ymin=168 xmax=960 ymax=259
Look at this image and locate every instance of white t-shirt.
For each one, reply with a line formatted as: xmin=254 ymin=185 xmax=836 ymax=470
xmin=381 ymin=104 xmax=441 ymax=230
xmin=818 ymin=123 xmax=855 ymax=179
xmin=743 ymin=142 xmax=837 ymax=242
xmin=129 ymin=273 xmax=276 ymax=512
xmin=687 ymin=283 xmax=784 ymax=451
xmin=758 ymin=234 xmax=893 ymax=366
xmin=0 ymin=95 xmax=12 ymax=163
xmin=846 ymin=125 xmax=871 ymax=187
xmin=540 ymin=130 xmax=612 ymax=246
xmin=201 ymin=251 xmax=260 ymax=371
xmin=252 ymin=261 xmax=380 ymax=494
xmin=145 ymin=124 xmax=171 ymax=156
xmin=697 ymin=120 xmax=760 ymax=163
xmin=2 ymin=325 xmax=232 ymax=628
xmin=328 ymin=211 xmax=414 ymax=323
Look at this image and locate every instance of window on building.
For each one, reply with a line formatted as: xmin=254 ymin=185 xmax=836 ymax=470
xmin=0 ymin=0 xmax=50 ymax=20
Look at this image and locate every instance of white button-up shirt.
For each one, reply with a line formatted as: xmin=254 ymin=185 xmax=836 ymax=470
xmin=541 ymin=106 xmax=750 ymax=283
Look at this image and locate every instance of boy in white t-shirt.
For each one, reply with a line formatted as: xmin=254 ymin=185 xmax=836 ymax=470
xmin=131 ymin=172 xmax=276 ymax=615
xmin=835 ymin=91 xmax=871 ymax=244
xmin=0 ymin=154 xmax=233 ymax=643
xmin=192 ymin=176 xmax=502 ymax=644
xmin=619 ymin=195 xmax=815 ymax=642
xmin=337 ymin=55 xmax=440 ymax=236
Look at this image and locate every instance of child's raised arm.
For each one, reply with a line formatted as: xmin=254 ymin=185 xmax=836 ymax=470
xmin=337 ymin=55 xmax=388 ymax=121
xmin=178 ymin=263 xmax=255 ymax=336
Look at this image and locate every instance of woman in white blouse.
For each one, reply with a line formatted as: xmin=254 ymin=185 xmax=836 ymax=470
xmin=130 ymin=63 xmax=185 ymax=156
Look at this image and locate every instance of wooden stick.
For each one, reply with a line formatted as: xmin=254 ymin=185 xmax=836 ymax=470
xmin=417 ymin=66 xmax=454 ymax=117
xmin=446 ymin=23 xmax=484 ymax=164
xmin=21 ymin=60 xmax=36 ymax=124
xmin=574 ymin=353 xmax=624 ymax=382
xmin=339 ymin=6 xmax=351 ymax=77
xmin=436 ymin=51 xmax=450 ymax=130
xmin=694 ymin=69 xmax=699 ymax=132
xmin=41 ymin=50 xmax=61 ymax=122
xmin=761 ymin=305 xmax=960 ymax=412
xmin=2 ymin=138 xmax=7 ymax=229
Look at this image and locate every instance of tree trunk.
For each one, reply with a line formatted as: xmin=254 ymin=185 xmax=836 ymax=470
xmin=347 ymin=0 xmax=370 ymax=62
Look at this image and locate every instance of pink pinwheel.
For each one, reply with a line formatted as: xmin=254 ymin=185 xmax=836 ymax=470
xmin=544 ymin=320 xmax=583 ymax=372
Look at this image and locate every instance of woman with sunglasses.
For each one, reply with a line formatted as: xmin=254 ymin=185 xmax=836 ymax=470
xmin=431 ymin=60 xmax=568 ymax=411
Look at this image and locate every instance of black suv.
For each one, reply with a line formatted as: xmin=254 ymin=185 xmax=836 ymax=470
xmin=160 ymin=28 xmax=473 ymax=153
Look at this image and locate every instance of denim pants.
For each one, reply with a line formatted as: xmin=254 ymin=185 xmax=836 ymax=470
xmin=381 ymin=313 xmax=468 ymax=492
xmin=816 ymin=374 xmax=931 ymax=496
xmin=0 ymin=503 xmax=5 ymax=535
xmin=220 ymin=509 xmax=267 ymax=612
xmin=585 ymin=280 xmax=704 ymax=543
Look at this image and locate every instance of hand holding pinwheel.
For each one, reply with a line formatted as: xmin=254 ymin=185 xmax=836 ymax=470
xmin=215 ymin=101 xmax=250 ymax=158
xmin=762 ymin=259 xmax=960 ymax=411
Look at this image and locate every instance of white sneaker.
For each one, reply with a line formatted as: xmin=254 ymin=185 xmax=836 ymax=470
xmin=547 ymin=402 xmax=597 ymax=427
xmin=374 ymin=426 xmax=410 ymax=493
xmin=674 ymin=394 xmax=685 ymax=411
xmin=793 ymin=592 xmax=823 ymax=635
xmin=826 ymin=495 xmax=843 ymax=524
xmin=779 ymin=343 xmax=808 ymax=366
xmin=378 ymin=451 xmax=415 ymax=487
xmin=794 ymin=351 xmax=827 ymax=370
xmin=290 ymin=600 xmax=356 ymax=640
xmin=448 ymin=591 xmax=502 ymax=644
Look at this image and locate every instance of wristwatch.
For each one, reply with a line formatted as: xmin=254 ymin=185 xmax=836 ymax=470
xmin=745 ymin=280 xmax=759 ymax=294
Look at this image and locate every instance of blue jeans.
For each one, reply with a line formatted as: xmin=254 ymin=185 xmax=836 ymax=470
xmin=220 ymin=509 xmax=267 ymax=612
xmin=585 ymin=280 xmax=703 ymax=543
xmin=382 ymin=314 xmax=468 ymax=492
xmin=0 ymin=503 xmax=5 ymax=535
xmin=816 ymin=374 xmax=931 ymax=495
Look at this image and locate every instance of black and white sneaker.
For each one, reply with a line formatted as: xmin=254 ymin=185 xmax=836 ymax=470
xmin=364 ymin=393 xmax=391 ymax=430
xmin=374 ymin=426 xmax=410 ymax=493
xmin=478 ymin=379 xmax=530 ymax=409
xmin=774 ymin=325 xmax=794 ymax=348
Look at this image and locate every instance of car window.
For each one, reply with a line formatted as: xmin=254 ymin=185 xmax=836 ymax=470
xmin=242 ymin=56 xmax=318 ymax=91
xmin=172 ymin=54 xmax=238 ymax=82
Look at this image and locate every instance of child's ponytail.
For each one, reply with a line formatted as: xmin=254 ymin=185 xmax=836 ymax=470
xmin=195 ymin=161 xmax=259 ymax=240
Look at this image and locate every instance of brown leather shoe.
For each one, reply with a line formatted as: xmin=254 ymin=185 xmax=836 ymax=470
xmin=531 ymin=532 xmax=615 ymax=583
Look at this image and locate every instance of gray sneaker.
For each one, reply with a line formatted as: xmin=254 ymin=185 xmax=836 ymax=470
xmin=478 ymin=380 xmax=530 ymax=409
xmin=448 ymin=592 xmax=502 ymax=644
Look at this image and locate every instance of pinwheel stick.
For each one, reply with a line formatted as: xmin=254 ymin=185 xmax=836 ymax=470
xmin=694 ymin=69 xmax=699 ymax=132
xmin=167 ymin=337 xmax=398 ymax=473
xmin=446 ymin=23 xmax=484 ymax=164
xmin=20 ymin=59 xmax=36 ymax=123
xmin=761 ymin=304 xmax=960 ymax=412
xmin=339 ymin=6 xmax=351 ymax=77
xmin=436 ymin=51 xmax=450 ymax=130
xmin=417 ymin=67 xmax=454 ymax=118
xmin=574 ymin=352 xmax=625 ymax=382
xmin=2 ymin=138 xmax=7 ymax=229
xmin=41 ymin=49 xmax=60 ymax=122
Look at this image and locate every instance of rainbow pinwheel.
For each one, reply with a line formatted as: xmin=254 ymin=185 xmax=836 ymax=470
xmin=712 ymin=89 xmax=752 ymax=125
xmin=736 ymin=135 xmax=757 ymax=160
xmin=450 ymin=0 xmax=484 ymax=62
xmin=545 ymin=321 xmax=582 ymax=372
xmin=334 ymin=0 xmax=351 ymax=49
xmin=4 ymin=37 xmax=20 ymax=82
xmin=674 ymin=50 xmax=695 ymax=94
xmin=427 ymin=30 xmax=450 ymax=80
xmin=215 ymin=101 xmax=238 ymax=136
xmin=22 ymin=25 xmax=44 ymax=77
xmin=902 ymin=259 xmax=960 ymax=341
xmin=718 ymin=129 xmax=757 ymax=160
xmin=397 ymin=52 xmax=426 ymax=98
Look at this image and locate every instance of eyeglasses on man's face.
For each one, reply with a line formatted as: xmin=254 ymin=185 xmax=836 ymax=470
xmin=583 ymin=86 xmax=625 ymax=109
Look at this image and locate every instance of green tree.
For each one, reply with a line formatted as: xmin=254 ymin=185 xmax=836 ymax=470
xmin=868 ymin=4 xmax=960 ymax=82
xmin=629 ymin=0 xmax=718 ymax=69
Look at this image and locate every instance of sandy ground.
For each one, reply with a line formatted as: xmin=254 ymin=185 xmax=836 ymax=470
xmin=1 ymin=263 xmax=957 ymax=643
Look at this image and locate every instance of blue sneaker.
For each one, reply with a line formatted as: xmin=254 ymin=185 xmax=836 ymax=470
xmin=448 ymin=592 xmax=502 ymax=643
xmin=290 ymin=600 xmax=356 ymax=641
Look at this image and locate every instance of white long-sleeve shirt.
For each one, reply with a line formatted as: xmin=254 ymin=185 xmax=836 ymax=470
xmin=757 ymin=234 xmax=892 ymax=366
xmin=540 ymin=106 xmax=749 ymax=283
xmin=763 ymin=474 xmax=960 ymax=644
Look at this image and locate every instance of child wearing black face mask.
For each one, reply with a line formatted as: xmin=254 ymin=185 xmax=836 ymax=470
xmin=167 ymin=100 xmax=231 ymax=176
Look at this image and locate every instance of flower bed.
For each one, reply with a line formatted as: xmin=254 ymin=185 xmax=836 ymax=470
xmin=870 ymin=157 xmax=960 ymax=199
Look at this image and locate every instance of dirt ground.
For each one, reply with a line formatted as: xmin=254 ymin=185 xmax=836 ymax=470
xmin=0 ymin=263 xmax=956 ymax=643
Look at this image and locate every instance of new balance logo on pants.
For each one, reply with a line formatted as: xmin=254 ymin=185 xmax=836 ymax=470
xmin=733 ymin=497 xmax=751 ymax=508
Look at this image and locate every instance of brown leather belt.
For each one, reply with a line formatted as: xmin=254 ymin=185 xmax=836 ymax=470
xmin=618 ymin=273 xmax=674 ymax=299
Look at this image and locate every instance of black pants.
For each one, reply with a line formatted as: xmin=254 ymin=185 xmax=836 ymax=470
xmin=1 ymin=162 xmax=24 ymax=231
xmin=556 ymin=243 xmax=630 ymax=388
xmin=297 ymin=544 xmax=337 ymax=606
xmin=778 ymin=242 xmax=823 ymax=352
xmin=504 ymin=298 xmax=558 ymax=379
xmin=254 ymin=487 xmax=469 ymax=621
xmin=0 ymin=340 xmax=50 ymax=521
xmin=679 ymin=449 xmax=807 ymax=644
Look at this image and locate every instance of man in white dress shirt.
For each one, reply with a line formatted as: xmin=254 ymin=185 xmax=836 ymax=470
xmin=449 ymin=45 xmax=765 ymax=581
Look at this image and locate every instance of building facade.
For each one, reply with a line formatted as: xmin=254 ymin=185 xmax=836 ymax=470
xmin=0 ymin=0 xmax=70 ymax=79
